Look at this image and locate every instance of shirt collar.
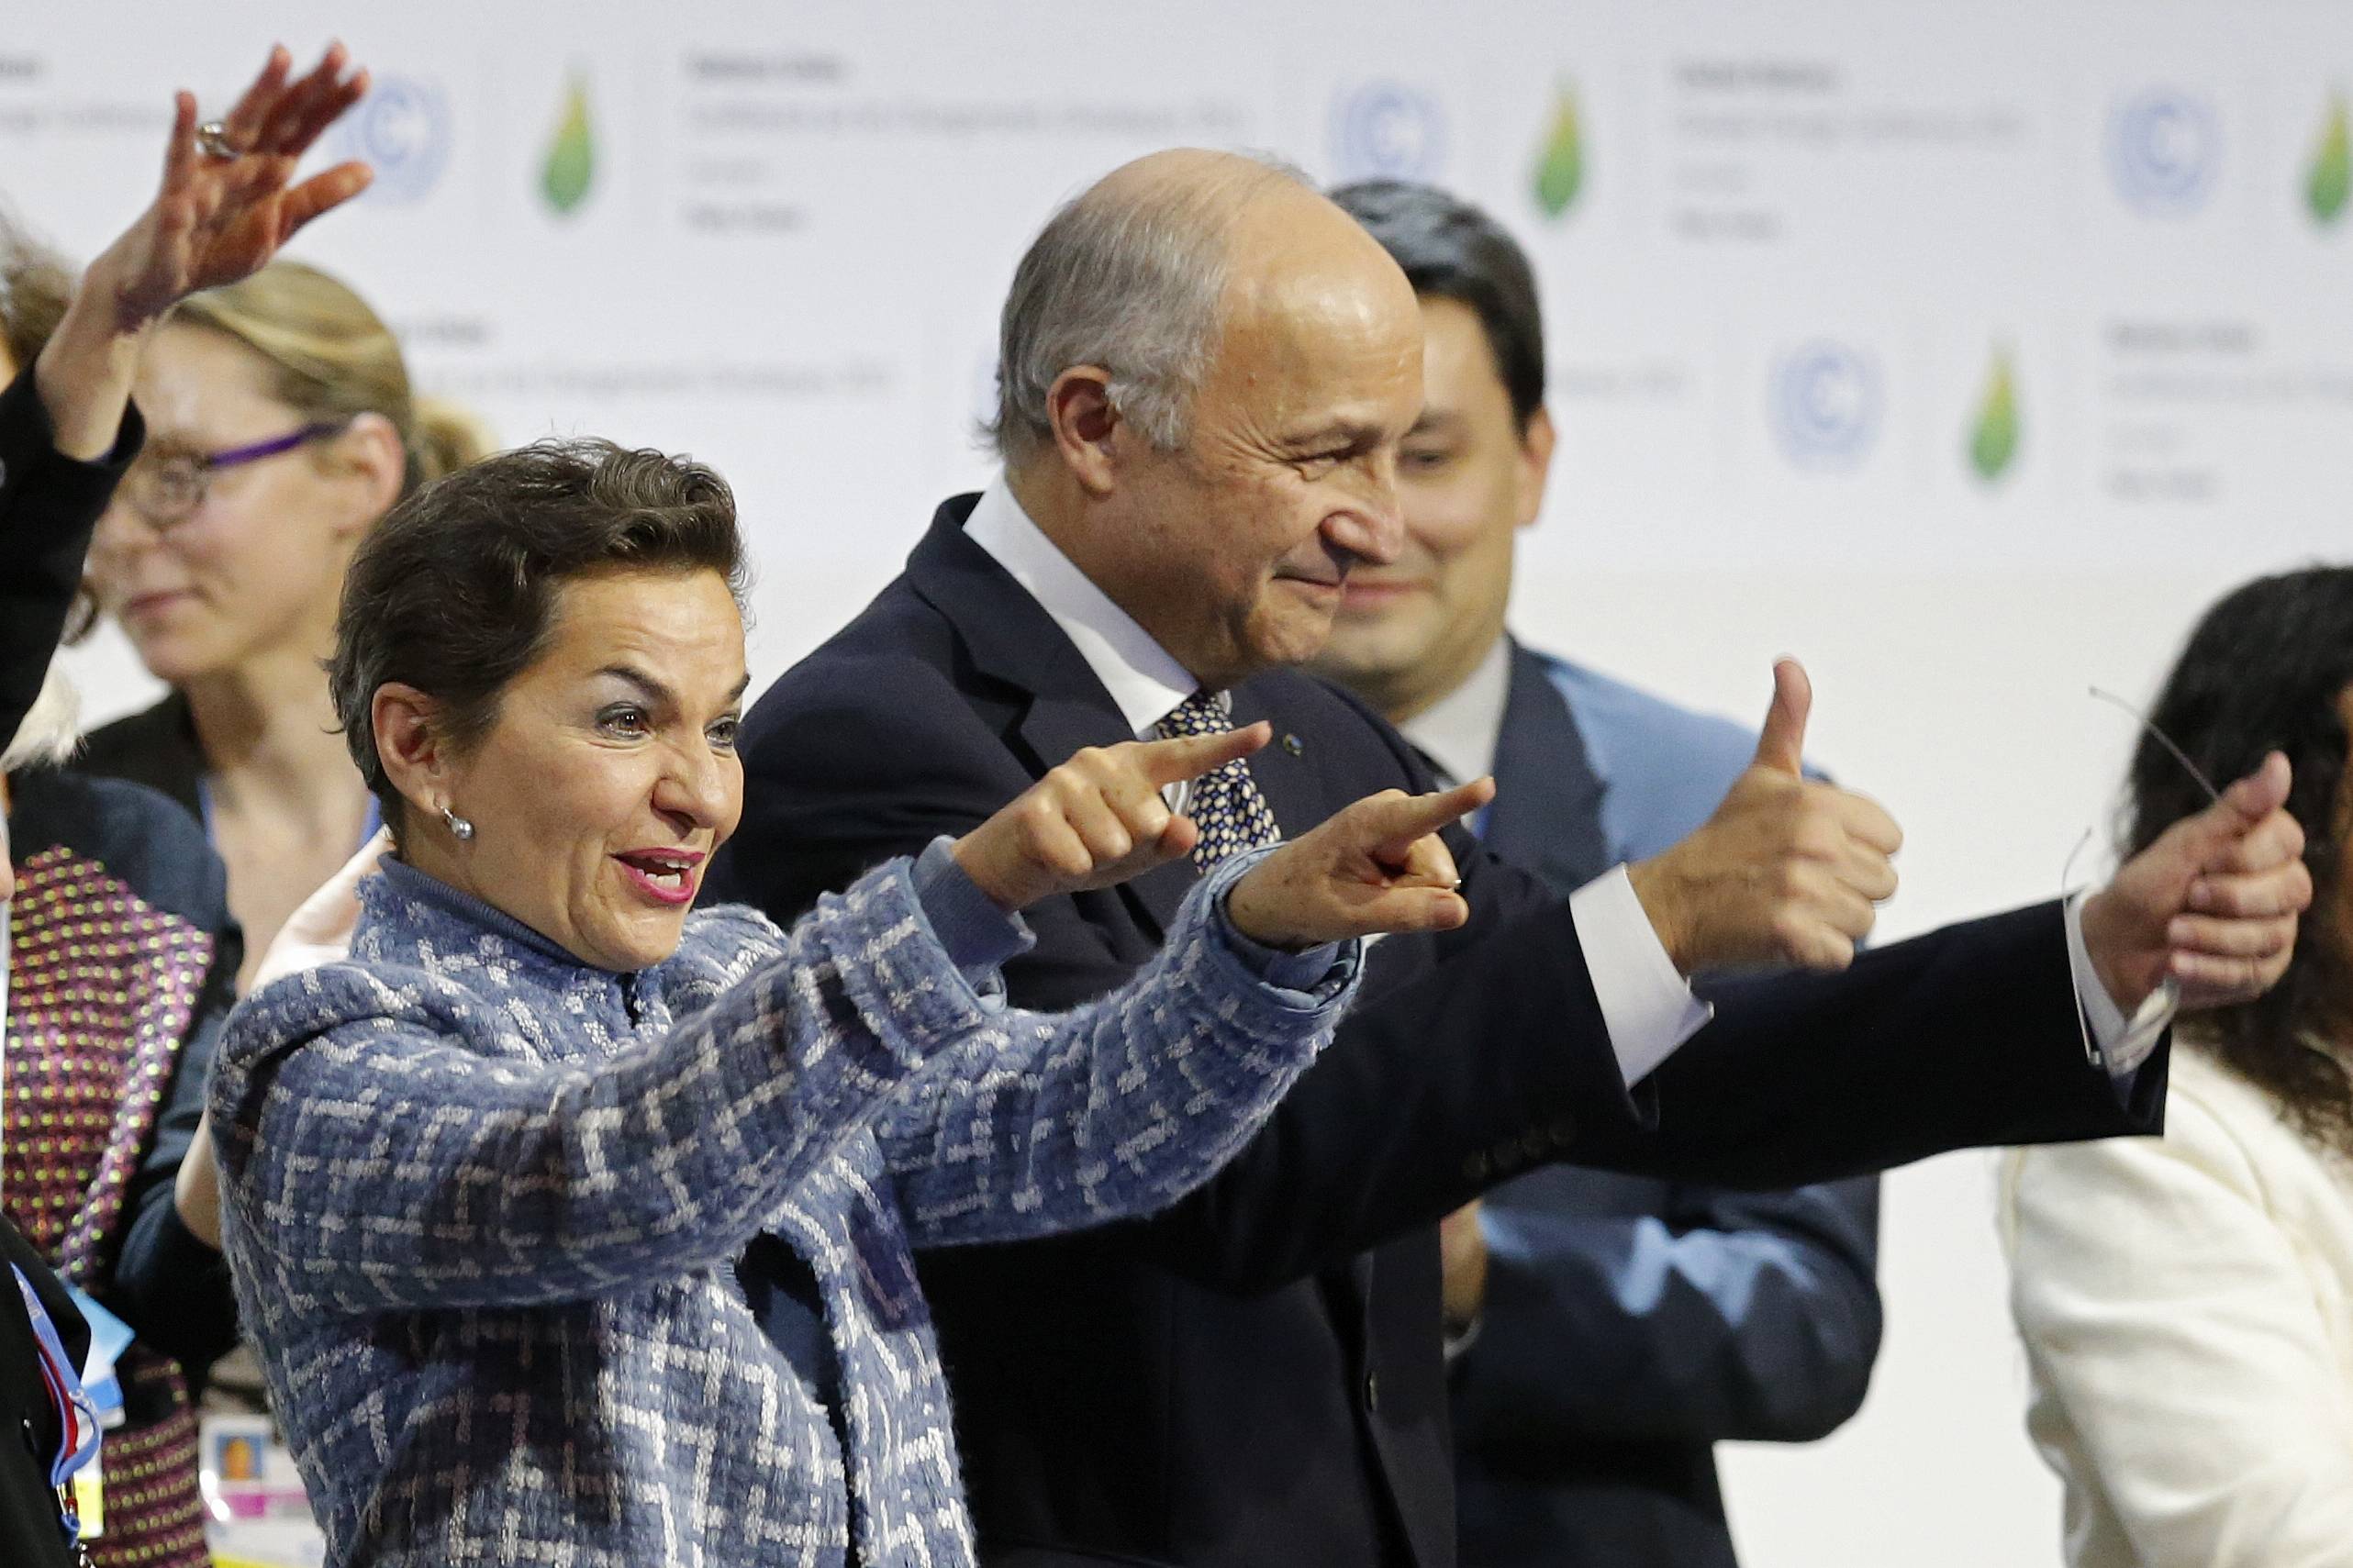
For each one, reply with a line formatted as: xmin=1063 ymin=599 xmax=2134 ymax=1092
xmin=1396 ymin=635 xmax=1513 ymax=789
xmin=964 ymin=477 xmax=1202 ymax=739
xmin=371 ymin=855 xmax=589 ymax=971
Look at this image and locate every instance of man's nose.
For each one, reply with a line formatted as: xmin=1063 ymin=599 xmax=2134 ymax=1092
xmin=1324 ymin=487 xmax=1404 ymax=568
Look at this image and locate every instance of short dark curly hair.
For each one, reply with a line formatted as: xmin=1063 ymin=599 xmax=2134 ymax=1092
xmin=329 ymin=437 xmax=747 ymax=831
xmin=2127 ymin=565 xmax=2353 ymax=1153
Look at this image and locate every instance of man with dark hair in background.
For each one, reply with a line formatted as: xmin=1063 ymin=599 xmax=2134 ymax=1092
xmin=1321 ymin=177 xmax=1881 ymax=1568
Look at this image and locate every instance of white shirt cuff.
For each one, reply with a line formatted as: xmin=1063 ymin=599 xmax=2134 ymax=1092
xmin=1567 ymin=866 xmax=1715 ymax=1087
xmin=2064 ymin=890 xmax=2173 ymax=1077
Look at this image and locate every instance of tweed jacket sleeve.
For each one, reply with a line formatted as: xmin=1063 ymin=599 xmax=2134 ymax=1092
xmin=213 ymin=858 xmax=1027 ymax=1315
xmin=875 ymin=844 xmax=1363 ymax=1248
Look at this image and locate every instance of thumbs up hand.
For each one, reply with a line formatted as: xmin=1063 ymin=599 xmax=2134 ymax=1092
xmin=2079 ymin=751 xmax=2308 ymax=1014
xmin=1625 ymin=660 xmax=1903 ymax=974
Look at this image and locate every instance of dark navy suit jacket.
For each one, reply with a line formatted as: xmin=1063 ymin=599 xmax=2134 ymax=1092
xmin=1452 ymin=643 xmax=1881 ymax=1568
xmin=708 ymin=494 xmax=2165 ymax=1568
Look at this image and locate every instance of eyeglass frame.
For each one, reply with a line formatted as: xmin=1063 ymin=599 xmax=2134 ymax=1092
xmin=116 ymin=417 xmax=354 ymax=527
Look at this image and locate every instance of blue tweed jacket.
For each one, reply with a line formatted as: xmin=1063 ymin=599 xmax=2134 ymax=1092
xmin=212 ymin=847 xmax=1357 ymax=1568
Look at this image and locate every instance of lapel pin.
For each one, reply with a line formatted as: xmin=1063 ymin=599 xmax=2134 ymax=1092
xmin=1281 ymin=733 xmax=1304 ymax=756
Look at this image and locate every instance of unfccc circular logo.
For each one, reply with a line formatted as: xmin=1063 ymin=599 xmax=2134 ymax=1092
xmin=1330 ymin=83 xmax=1446 ymax=183
xmin=1769 ymin=341 xmax=1881 ymax=471
xmin=336 ymin=74 xmax=452 ymax=205
xmin=2109 ymin=88 xmax=2221 ymax=216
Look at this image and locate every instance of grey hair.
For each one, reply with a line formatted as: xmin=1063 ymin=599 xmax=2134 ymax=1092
xmin=987 ymin=150 xmax=1310 ymax=463
xmin=0 ymin=664 xmax=82 ymax=773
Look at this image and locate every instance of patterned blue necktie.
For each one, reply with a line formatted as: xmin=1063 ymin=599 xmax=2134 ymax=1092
xmin=1155 ymin=692 xmax=1281 ymax=872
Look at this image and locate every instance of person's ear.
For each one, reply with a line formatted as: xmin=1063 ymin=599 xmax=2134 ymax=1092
xmin=372 ymin=683 xmax=459 ymax=820
xmin=1514 ymin=406 xmax=1556 ymax=531
xmin=322 ymin=411 xmax=407 ymax=535
xmin=1043 ymin=366 xmax=1123 ymax=496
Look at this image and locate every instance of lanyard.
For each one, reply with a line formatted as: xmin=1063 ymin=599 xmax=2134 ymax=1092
xmin=11 ymin=1262 xmax=100 ymax=1545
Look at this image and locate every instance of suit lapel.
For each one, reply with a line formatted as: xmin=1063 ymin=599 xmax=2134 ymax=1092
xmin=1229 ymin=681 xmax=1381 ymax=1307
xmin=905 ymin=496 xmax=1198 ymax=937
xmin=1226 ymin=682 xmax=1326 ymax=837
xmin=1481 ymin=640 xmax=1615 ymax=895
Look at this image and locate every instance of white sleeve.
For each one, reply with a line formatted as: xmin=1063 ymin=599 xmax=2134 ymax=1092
xmin=2064 ymin=890 xmax=2174 ymax=1076
xmin=1566 ymin=865 xmax=1713 ymax=1086
xmin=2002 ymin=1102 xmax=2353 ymax=1568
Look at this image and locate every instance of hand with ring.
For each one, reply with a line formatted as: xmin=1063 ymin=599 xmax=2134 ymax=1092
xmin=31 ymin=42 xmax=373 ymax=459
xmin=195 ymin=121 xmax=242 ymax=161
xmin=96 ymin=41 xmax=374 ymax=333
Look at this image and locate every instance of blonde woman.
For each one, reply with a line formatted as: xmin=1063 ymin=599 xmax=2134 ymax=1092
xmin=79 ymin=261 xmax=485 ymax=987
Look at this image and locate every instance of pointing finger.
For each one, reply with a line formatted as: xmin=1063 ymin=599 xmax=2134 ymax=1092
xmin=1358 ymin=776 xmax=1496 ymax=857
xmin=1132 ymin=722 xmax=1271 ymax=787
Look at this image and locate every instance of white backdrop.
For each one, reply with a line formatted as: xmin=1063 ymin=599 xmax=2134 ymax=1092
xmin=7 ymin=4 xmax=2352 ymax=1563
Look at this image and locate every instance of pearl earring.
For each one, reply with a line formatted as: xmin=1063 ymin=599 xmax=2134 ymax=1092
xmin=440 ymin=806 xmax=475 ymax=841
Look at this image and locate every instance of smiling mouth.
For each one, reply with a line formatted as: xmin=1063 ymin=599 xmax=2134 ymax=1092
xmin=615 ymin=850 xmax=703 ymax=906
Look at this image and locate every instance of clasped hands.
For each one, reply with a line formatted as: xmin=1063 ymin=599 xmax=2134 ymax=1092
xmin=953 ymin=725 xmax=1494 ymax=948
xmin=1626 ymin=659 xmax=2310 ymax=1015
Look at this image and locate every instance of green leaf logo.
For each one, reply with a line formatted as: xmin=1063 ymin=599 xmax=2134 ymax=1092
xmin=1968 ymin=347 xmax=2020 ymax=483
xmin=2308 ymin=92 xmax=2349 ymax=228
xmin=1532 ymin=85 xmax=1584 ymax=220
xmin=541 ymin=74 xmax=597 ymax=217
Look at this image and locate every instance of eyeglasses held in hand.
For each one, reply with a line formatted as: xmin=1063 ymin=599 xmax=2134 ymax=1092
xmin=2062 ymin=685 xmax=2223 ymax=1067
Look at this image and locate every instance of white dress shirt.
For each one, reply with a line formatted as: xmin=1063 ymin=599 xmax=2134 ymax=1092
xmin=967 ymin=477 xmax=2163 ymax=1085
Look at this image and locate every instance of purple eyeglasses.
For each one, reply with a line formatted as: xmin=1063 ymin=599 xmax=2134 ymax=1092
xmin=118 ymin=419 xmax=351 ymax=526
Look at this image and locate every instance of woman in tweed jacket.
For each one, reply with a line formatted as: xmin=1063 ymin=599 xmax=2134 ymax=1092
xmin=210 ymin=438 xmax=1494 ymax=1568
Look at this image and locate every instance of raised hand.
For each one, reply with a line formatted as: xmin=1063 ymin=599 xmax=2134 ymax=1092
xmin=953 ymin=724 xmax=1276 ymax=911
xmin=2080 ymin=752 xmax=2310 ymax=1012
xmin=1626 ymin=660 xmax=1902 ymax=974
xmin=97 ymin=43 xmax=373 ymax=330
xmin=1223 ymin=775 xmax=1497 ymax=949
xmin=34 ymin=43 xmax=372 ymax=458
